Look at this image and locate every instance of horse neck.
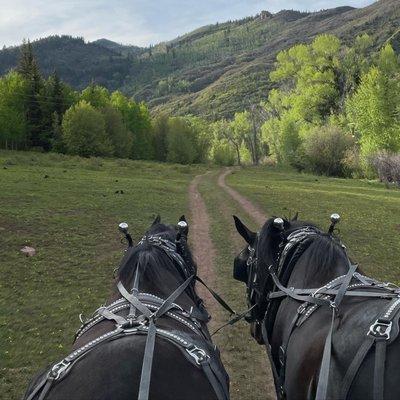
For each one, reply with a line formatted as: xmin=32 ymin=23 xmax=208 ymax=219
xmin=287 ymin=250 xmax=350 ymax=289
xmin=112 ymin=267 xmax=196 ymax=310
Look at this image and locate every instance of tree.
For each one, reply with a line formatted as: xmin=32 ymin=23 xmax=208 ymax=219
xmin=101 ymin=106 xmax=132 ymax=158
xmin=0 ymin=72 xmax=28 ymax=149
xmin=81 ymin=83 xmax=110 ymax=108
xmin=111 ymin=91 xmax=154 ymax=159
xmin=39 ymin=72 xmax=77 ymax=151
xmin=166 ymin=117 xmax=198 ymax=164
xmin=212 ymin=119 xmax=243 ymax=165
xmin=62 ymin=101 xmax=113 ymax=157
xmin=18 ymin=40 xmax=44 ymax=148
xmin=152 ymin=114 xmax=169 ymax=161
xmin=346 ymin=45 xmax=400 ymax=157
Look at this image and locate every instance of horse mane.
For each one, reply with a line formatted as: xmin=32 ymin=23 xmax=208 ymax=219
xmin=258 ymin=218 xmax=349 ymax=282
xmin=117 ymin=222 xmax=197 ymax=296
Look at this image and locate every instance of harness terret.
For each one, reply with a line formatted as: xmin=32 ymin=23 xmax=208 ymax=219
xmin=247 ymin=219 xmax=400 ymax=400
xmin=27 ymin=233 xmax=230 ymax=400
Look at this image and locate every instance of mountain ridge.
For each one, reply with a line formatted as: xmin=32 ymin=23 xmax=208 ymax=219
xmin=0 ymin=1 xmax=398 ymax=118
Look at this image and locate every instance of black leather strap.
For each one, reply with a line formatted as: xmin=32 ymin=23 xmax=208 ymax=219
xmin=373 ymin=340 xmax=386 ymax=400
xmin=195 ymin=276 xmax=236 ymax=315
xmin=315 ymin=310 xmax=336 ymax=400
xmin=341 ymin=336 xmax=375 ymax=398
xmin=138 ymin=319 xmax=157 ymax=400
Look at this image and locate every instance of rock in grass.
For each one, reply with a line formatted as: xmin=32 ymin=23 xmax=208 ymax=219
xmin=20 ymin=246 xmax=36 ymax=257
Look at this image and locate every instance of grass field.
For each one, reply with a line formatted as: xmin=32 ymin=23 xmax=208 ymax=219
xmin=0 ymin=151 xmax=205 ymax=400
xmin=227 ymin=167 xmax=400 ymax=283
xmin=1 ymin=152 xmax=399 ymax=400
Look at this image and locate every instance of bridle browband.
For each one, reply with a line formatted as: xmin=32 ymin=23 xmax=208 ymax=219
xmin=245 ymin=221 xmax=400 ymax=400
xmin=27 ymin=233 xmax=230 ymax=400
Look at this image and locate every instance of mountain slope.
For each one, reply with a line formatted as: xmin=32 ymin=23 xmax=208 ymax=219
xmin=0 ymin=1 xmax=398 ymax=118
xmin=0 ymin=35 xmax=132 ymax=90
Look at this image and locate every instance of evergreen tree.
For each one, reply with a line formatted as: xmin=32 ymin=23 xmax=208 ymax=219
xmin=17 ymin=40 xmax=44 ymax=148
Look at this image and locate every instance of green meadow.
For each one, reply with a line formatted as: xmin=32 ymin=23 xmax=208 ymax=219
xmin=1 ymin=151 xmax=399 ymax=400
xmin=227 ymin=167 xmax=400 ymax=283
xmin=0 ymin=150 xmax=205 ymax=399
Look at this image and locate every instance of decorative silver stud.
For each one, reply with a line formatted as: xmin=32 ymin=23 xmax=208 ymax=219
xmin=118 ymin=222 xmax=129 ymax=234
xmin=273 ymin=218 xmax=285 ymax=231
xmin=328 ymin=213 xmax=341 ymax=234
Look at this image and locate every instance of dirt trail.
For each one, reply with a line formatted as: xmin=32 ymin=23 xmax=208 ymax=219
xmin=188 ymin=173 xmax=217 ymax=316
xmin=218 ymin=168 xmax=267 ymax=225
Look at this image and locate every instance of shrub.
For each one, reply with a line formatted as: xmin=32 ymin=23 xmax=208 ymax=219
xmin=369 ymin=153 xmax=400 ymax=187
xmin=342 ymin=146 xmax=364 ymax=178
xmin=211 ymin=141 xmax=235 ymax=166
xmin=303 ymin=125 xmax=355 ymax=176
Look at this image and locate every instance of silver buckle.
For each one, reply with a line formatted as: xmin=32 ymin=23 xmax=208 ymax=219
xmin=48 ymin=360 xmax=70 ymax=380
xmin=368 ymin=319 xmax=392 ymax=340
xmin=186 ymin=345 xmax=209 ymax=365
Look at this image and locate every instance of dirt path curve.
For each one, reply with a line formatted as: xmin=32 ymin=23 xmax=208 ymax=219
xmin=188 ymin=172 xmax=217 ymax=317
xmin=218 ymin=168 xmax=267 ymax=225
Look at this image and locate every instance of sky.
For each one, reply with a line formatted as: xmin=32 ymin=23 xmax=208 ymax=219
xmin=0 ymin=0 xmax=376 ymax=48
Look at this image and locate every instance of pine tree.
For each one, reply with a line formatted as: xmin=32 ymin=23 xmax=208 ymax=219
xmin=17 ymin=40 xmax=44 ymax=148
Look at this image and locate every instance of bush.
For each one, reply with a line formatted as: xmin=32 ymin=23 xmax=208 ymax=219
xmin=211 ymin=141 xmax=235 ymax=166
xmin=369 ymin=153 xmax=400 ymax=187
xmin=342 ymin=146 xmax=364 ymax=178
xmin=303 ymin=125 xmax=356 ymax=176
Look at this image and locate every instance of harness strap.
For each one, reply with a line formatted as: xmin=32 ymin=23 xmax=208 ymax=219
xmin=269 ymin=268 xmax=331 ymax=307
xmin=138 ymin=319 xmax=157 ymax=400
xmin=201 ymin=360 xmax=229 ymax=400
xmin=373 ymin=340 xmax=386 ymax=400
xmin=195 ymin=276 xmax=236 ymax=316
xmin=315 ymin=263 xmax=357 ymax=400
xmin=117 ymin=281 xmax=153 ymax=319
xmin=315 ymin=310 xmax=337 ymax=400
xmin=26 ymin=375 xmax=49 ymax=400
xmin=269 ymin=288 xmax=398 ymax=300
xmin=97 ymin=307 xmax=127 ymax=326
xmin=155 ymin=275 xmax=194 ymax=319
xmin=37 ymin=381 xmax=52 ymax=400
xmin=136 ymin=275 xmax=195 ymax=400
xmin=341 ymin=336 xmax=375 ymax=398
xmin=261 ymin=318 xmax=284 ymax=399
xmin=341 ymin=297 xmax=400 ymax=399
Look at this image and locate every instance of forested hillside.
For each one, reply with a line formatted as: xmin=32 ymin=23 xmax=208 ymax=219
xmin=0 ymin=0 xmax=399 ymax=118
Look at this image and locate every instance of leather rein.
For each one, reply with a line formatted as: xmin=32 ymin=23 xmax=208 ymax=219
xmin=246 ymin=225 xmax=400 ymax=400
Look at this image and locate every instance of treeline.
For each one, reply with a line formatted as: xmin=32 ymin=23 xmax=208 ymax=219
xmin=0 ymin=42 xmax=156 ymax=159
xmin=209 ymin=34 xmax=400 ymax=182
xmin=0 ymin=41 xmax=265 ymax=165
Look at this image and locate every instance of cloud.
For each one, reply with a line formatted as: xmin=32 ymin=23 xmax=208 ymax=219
xmin=0 ymin=0 xmax=376 ymax=48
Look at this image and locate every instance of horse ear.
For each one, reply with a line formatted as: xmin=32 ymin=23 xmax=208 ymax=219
xmin=179 ymin=215 xmax=187 ymax=223
xmin=292 ymin=212 xmax=299 ymax=221
xmin=233 ymin=215 xmax=256 ymax=245
xmin=152 ymin=214 xmax=161 ymax=226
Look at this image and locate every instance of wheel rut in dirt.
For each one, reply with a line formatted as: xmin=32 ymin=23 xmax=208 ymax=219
xmin=218 ymin=168 xmax=267 ymax=226
xmin=188 ymin=172 xmax=218 ymax=319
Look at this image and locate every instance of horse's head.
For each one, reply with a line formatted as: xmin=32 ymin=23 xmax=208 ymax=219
xmin=232 ymin=213 xmax=319 ymax=343
xmin=116 ymin=215 xmax=198 ymax=302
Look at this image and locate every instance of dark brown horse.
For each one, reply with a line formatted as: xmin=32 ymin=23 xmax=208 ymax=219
xmin=233 ymin=215 xmax=400 ymax=400
xmin=24 ymin=217 xmax=229 ymax=400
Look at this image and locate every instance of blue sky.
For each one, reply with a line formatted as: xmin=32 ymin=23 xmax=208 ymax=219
xmin=0 ymin=0 xmax=376 ymax=48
